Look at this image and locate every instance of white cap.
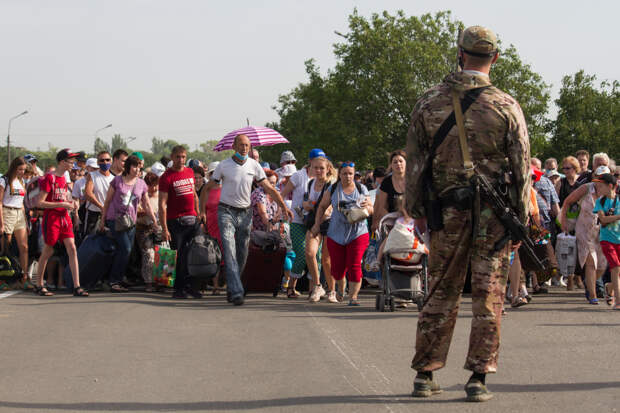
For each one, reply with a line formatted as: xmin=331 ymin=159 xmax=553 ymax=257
xmin=86 ymin=158 xmax=99 ymax=169
xmin=151 ymin=162 xmax=166 ymax=177
xmin=595 ymin=165 xmax=611 ymax=176
xmin=207 ymin=161 xmax=220 ymax=174
xmin=279 ymin=164 xmax=297 ymax=177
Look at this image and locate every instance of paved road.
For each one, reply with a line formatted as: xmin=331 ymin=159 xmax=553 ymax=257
xmin=0 ymin=287 xmax=618 ymax=413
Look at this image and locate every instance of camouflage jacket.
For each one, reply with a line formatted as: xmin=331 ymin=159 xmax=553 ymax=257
xmin=405 ymin=71 xmax=531 ymax=223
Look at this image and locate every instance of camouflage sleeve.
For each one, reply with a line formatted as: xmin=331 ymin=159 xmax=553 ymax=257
xmin=405 ymin=102 xmax=430 ymax=219
xmin=505 ymin=101 xmax=531 ymax=223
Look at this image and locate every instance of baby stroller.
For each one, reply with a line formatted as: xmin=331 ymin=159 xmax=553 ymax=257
xmin=375 ymin=212 xmax=428 ymax=312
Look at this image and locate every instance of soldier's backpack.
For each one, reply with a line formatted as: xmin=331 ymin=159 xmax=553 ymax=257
xmin=186 ymin=225 xmax=221 ymax=279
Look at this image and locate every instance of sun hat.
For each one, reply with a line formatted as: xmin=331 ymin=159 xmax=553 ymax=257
xmin=151 ymin=162 xmax=166 ymax=177
xmin=86 ymin=158 xmax=99 ymax=169
xmin=280 ymin=150 xmax=297 ymax=164
xmin=206 ymin=161 xmax=220 ymax=174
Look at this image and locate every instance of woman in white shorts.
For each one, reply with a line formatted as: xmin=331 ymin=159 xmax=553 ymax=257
xmin=0 ymin=157 xmax=30 ymax=288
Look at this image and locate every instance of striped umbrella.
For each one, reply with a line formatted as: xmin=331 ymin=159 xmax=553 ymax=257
xmin=213 ymin=126 xmax=289 ymax=152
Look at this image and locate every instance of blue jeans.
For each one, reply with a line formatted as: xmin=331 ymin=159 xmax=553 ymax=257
xmin=217 ymin=204 xmax=252 ymax=299
xmin=104 ymin=220 xmax=136 ymax=285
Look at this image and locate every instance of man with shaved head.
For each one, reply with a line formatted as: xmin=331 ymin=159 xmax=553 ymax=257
xmin=203 ymin=134 xmax=293 ymax=306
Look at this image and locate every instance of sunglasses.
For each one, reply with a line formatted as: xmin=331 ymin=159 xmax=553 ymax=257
xmin=341 ymin=161 xmax=355 ymax=168
xmin=98 ymin=158 xmax=112 ymax=163
xmin=562 ymin=167 xmax=573 ymax=170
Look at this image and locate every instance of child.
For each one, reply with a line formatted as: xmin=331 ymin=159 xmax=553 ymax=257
xmin=592 ymin=173 xmax=620 ymax=310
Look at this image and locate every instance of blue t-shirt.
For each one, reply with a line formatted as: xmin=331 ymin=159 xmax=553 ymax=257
xmin=327 ymin=182 xmax=369 ymax=245
xmin=592 ymin=196 xmax=620 ymax=244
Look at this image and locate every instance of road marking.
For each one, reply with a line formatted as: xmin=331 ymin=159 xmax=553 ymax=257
xmin=0 ymin=291 xmax=21 ymax=300
xmin=305 ymin=305 xmax=410 ymax=413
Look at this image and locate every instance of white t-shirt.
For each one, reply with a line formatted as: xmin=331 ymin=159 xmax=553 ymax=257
xmin=0 ymin=177 xmax=26 ymax=208
xmin=72 ymin=177 xmax=87 ymax=200
xmin=87 ymin=170 xmax=115 ymax=212
xmin=212 ymin=158 xmax=267 ymax=209
xmin=289 ymin=167 xmax=309 ymax=224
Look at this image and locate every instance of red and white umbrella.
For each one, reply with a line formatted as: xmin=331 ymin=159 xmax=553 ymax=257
xmin=213 ymin=126 xmax=289 ymax=152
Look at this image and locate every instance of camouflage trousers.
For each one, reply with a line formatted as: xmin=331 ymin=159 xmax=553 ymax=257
xmin=411 ymin=206 xmax=510 ymax=374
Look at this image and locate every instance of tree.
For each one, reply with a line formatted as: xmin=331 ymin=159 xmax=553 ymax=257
xmin=264 ymin=10 xmax=551 ymax=169
xmin=94 ymin=137 xmax=110 ymax=154
xmin=549 ymin=71 xmax=619 ymax=161
xmin=110 ymin=134 xmax=129 ymax=153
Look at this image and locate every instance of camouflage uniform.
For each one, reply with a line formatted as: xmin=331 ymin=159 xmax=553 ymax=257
xmin=406 ymin=27 xmax=530 ymax=375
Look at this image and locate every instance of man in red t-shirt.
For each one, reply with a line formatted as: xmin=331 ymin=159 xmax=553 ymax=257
xmin=35 ymin=149 xmax=88 ymax=297
xmin=159 ymin=145 xmax=200 ymax=299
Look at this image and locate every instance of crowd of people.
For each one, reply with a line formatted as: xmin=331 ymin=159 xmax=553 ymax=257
xmin=0 ymin=140 xmax=618 ymax=311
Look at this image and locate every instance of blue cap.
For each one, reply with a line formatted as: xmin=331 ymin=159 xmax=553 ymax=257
xmin=24 ymin=154 xmax=37 ymax=162
xmin=309 ymin=148 xmax=326 ymax=159
xmin=187 ymin=159 xmax=201 ymax=168
xmin=260 ymin=161 xmax=270 ymax=169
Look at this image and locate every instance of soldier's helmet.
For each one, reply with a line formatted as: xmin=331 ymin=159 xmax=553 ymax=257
xmin=458 ymin=26 xmax=498 ymax=56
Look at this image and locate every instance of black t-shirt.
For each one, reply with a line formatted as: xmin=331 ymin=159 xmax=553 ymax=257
xmin=379 ymin=175 xmax=404 ymax=213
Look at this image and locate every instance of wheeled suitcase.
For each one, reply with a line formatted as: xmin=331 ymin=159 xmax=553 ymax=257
xmin=64 ymin=233 xmax=116 ymax=290
xmin=241 ymin=242 xmax=285 ymax=296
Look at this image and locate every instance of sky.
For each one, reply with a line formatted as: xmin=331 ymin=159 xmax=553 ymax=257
xmin=1 ymin=0 xmax=617 ymax=154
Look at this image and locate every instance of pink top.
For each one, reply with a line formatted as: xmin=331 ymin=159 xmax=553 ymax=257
xmin=204 ymin=186 xmax=222 ymax=246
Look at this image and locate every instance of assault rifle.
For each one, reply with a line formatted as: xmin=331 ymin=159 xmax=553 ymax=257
xmin=472 ymin=172 xmax=547 ymax=271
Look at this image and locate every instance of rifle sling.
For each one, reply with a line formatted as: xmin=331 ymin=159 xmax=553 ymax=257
xmin=429 ymin=86 xmax=489 ymax=157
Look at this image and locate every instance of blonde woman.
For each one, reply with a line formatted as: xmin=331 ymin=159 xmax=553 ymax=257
xmin=302 ymin=154 xmax=338 ymax=302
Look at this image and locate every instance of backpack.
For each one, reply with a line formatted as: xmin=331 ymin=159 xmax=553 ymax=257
xmin=186 ymin=226 xmax=222 ymax=279
xmin=0 ymin=236 xmax=22 ymax=283
xmin=250 ymin=230 xmax=284 ymax=252
xmin=25 ymin=174 xmax=58 ymax=211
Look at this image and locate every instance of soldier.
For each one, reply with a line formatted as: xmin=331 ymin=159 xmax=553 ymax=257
xmin=405 ymin=26 xmax=531 ymax=402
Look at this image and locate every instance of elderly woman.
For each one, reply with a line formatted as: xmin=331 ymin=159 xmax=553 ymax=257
xmin=99 ymin=155 xmax=159 ymax=292
xmin=561 ymin=166 xmax=611 ymax=304
xmin=250 ymin=170 xmax=280 ymax=232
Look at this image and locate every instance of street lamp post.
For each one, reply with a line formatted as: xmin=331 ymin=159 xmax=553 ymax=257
xmin=7 ymin=110 xmax=28 ymax=169
xmin=93 ymin=124 xmax=113 ymax=154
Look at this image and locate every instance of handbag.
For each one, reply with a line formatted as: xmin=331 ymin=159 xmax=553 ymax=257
xmin=337 ymin=184 xmax=369 ymax=224
xmin=114 ymin=179 xmax=137 ymax=232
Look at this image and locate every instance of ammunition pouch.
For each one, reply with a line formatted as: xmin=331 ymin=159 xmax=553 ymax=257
xmin=424 ymin=199 xmax=444 ymax=232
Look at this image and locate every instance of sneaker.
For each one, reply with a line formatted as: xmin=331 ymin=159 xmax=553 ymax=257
xmin=411 ymin=374 xmax=442 ymax=398
xmin=465 ymin=379 xmax=493 ymax=402
xmin=309 ymin=285 xmax=325 ymax=302
xmin=326 ymin=291 xmax=338 ymax=303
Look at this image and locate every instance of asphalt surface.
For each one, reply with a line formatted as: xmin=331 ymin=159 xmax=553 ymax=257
xmin=0 ymin=287 xmax=618 ymax=413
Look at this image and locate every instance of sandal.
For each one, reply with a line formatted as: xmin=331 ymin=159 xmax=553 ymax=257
xmin=511 ymin=296 xmax=528 ymax=308
xmin=34 ymin=286 xmax=54 ymax=296
xmin=287 ymin=288 xmax=297 ymax=299
xmin=73 ymin=287 xmax=89 ymax=297
xmin=348 ymin=298 xmax=361 ymax=306
xmin=604 ymin=283 xmax=613 ymax=306
xmin=110 ymin=284 xmax=129 ymax=293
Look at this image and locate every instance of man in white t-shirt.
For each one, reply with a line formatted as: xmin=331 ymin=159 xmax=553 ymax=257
xmin=83 ymin=151 xmax=115 ymax=235
xmin=203 ymin=134 xmax=292 ymax=305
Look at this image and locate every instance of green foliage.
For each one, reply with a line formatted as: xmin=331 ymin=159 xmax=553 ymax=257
xmin=548 ymin=70 xmax=619 ymax=161
xmin=264 ymin=9 xmax=551 ymax=169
